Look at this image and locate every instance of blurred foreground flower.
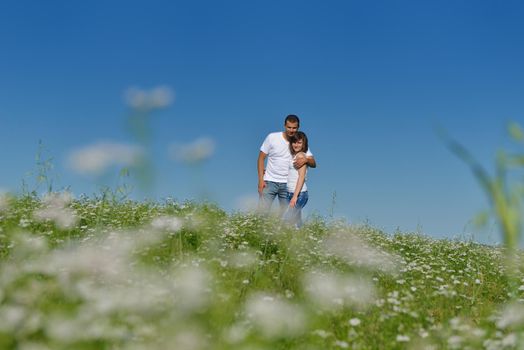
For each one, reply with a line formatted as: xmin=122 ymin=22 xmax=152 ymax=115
xmin=33 ymin=191 xmax=78 ymax=229
xmin=67 ymin=142 xmax=143 ymax=176
xmin=227 ymin=250 xmax=258 ymax=269
xmin=323 ymin=231 xmax=402 ymax=273
xmin=42 ymin=191 xmax=73 ymax=208
xmin=303 ymin=271 xmax=376 ymax=311
xmin=245 ymin=293 xmax=306 ymax=338
xmin=496 ymin=303 xmax=524 ymax=329
xmin=151 ymin=215 xmax=183 ymax=233
xmin=124 ymin=85 xmax=174 ymax=111
xmin=349 ymin=318 xmax=361 ymax=326
xmin=169 ymin=138 xmax=215 ymax=164
xmin=171 ymin=266 xmax=212 ymax=312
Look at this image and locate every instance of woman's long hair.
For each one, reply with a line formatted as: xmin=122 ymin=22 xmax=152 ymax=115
xmin=289 ymin=131 xmax=308 ymax=155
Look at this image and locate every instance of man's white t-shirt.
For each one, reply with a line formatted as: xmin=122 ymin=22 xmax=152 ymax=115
xmin=260 ymin=132 xmax=313 ymax=183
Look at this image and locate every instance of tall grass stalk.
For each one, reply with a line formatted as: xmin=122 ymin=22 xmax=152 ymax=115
xmin=443 ymin=122 xmax=524 ymax=295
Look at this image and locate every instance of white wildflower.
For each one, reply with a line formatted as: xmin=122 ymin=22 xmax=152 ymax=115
xmin=11 ymin=234 xmax=48 ymax=258
xmin=79 ymin=275 xmax=173 ymax=315
xmin=42 ymin=191 xmax=73 ymax=207
xmin=0 ymin=306 xmax=26 ymax=332
xmin=67 ymin=142 xmax=143 ymax=176
xmin=475 ymin=279 xmax=481 ymax=284
xmin=449 ymin=317 xmax=460 ymax=329
xmin=303 ymin=271 xmax=376 ymax=310
xmin=245 ymin=293 xmax=306 ymax=338
xmin=45 ymin=242 xmax=129 ymax=281
xmin=148 ymin=86 xmax=175 ymax=108
xmin=33 ymin=191 xmax=78 ymax=229
xmin=169 ymin=138 xmax=215 ymax=164
xmin=229 ymin=250 xmax=257 ymax=268
xmin=172 ymin=266 xmax=211 ymax=311
xmin=502 ymin=333 xmax=517 ymax=347
xmin=396 ymin=334 xmax=410 ymax=342
xmin=419 ymin=329 xmax=429 ymax=338
xmin=483 ymin=339 xmax=502 ymax=350
xmin=334 ymin=340 xmax=349 ymax=348
xmin=496 ymin=303 xmax=524 ymax=329
xmin=18 ymin=342 xmax=51 ymax=350
xmin=312 ymin=329 xmax=331 ymax=339
xmin=224 ymin=324 xmax=248 ymax=344
xmin=46 ymin=315 xmax=82 ymax=342
xmin=19 ymin=218 xmax=31 ymax=228
xmin=34 ymin=207 xmax=78 ymax=229
xmin=447 ymin=335 xmax=462 ymax=349
xmin=323 ymin=231 xmax=401 ymax=273
xmin=167 ymin=328 xmax=207 ymax=350
xmin=349 ymin=318 xmax=361 ymax=326
xmin=47 ymin=312 xmax=127 ymax=342
xmin=151 ymin=215 xmax=183 ymax=233
xmin=125 ymin=85 xmax=174 ymax=110
xmin=472 ymin=328 xmax=486 ymax=337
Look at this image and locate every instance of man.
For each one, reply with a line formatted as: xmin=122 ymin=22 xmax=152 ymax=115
xmin=257 ymin=114 xmax=316 ymax=214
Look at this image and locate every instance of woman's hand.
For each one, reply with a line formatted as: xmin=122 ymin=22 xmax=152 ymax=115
xmin=289 ymin=196 xmax=297 ymax=208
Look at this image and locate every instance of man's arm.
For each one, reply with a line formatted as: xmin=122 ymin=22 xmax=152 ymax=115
xmin=257 ymin=151 xmax=267 ymax=195
xmin=306 ymin=156 xmax=316 ymax=168
xmin=294 ymin=156 xmax=316 ymax=169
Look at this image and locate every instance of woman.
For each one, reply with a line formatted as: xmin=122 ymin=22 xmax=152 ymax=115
xmin=284 ymin=131 xmax=309 ymax=227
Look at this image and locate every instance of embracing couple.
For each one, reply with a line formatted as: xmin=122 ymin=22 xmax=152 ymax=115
xmin=257 ymin=114 xmax=317 ymax=227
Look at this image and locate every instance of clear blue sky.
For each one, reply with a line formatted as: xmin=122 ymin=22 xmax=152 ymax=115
xmin=1 ymin=0 xmax=524 ymax=243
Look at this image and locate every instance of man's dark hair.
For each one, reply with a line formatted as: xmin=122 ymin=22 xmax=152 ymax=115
xmin=285 ymin=114 xmax=300 ymax=126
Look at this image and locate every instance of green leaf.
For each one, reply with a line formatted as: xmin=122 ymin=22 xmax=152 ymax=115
xmin=508 ymin=122 xmax=524 ymax=142
xmin=473 ymin=211 xmax=490 ymax=228
xmin=119 ymin=167 xmax=130 ymax=177
xmin=507 ymin=154 xmax=524 ymax=167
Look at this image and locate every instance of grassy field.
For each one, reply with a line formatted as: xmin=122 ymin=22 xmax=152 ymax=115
xmin=0 ymin=192 xmax=523 ymax=349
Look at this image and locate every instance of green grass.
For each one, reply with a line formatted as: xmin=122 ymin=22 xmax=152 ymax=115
xmin=0 ymin=193 xmax=523 ymax=349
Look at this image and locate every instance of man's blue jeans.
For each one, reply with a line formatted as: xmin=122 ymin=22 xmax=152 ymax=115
xmin=283 ymin=191 xmax=308 ymax=228
xmin=259 ymin=181 xmax=288 ymax=216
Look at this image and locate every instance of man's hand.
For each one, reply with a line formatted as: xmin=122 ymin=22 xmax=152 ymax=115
xmin=258 ymin=152 xmax=268 ymax=195
xmin=258 ymin=181 xmax=266 ymax=196
xmin=293 ymin=156 xmax=307 ymax=169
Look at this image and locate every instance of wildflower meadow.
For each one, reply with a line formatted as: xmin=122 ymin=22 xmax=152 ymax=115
xmin=1 ymin=190 xmax=524 ymax=350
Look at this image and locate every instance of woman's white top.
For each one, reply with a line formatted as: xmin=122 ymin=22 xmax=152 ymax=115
xmin=287 ymin=154 xmax=307 ymax=193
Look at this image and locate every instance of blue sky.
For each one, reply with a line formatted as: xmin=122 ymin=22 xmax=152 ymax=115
xmin=1 ymin=0 xmax=524 ymax=243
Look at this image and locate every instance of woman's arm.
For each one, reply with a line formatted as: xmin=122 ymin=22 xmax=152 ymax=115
xmin=290 ymin=165 xmax=307 ymax=208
